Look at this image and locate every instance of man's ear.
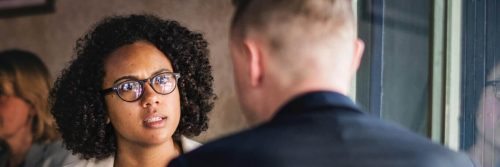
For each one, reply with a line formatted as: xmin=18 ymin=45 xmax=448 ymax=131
xmin=243 ymin=39 xmax=265 ymax=87
xmin=351 ymin=39 xmax=365 ymax=73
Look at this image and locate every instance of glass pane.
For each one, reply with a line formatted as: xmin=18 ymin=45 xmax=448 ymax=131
xmin=461 ymin=55 xmax=500 ymax=167
xmin=460 ymin=1 xmax=500 ymax=166
xmin=356 ymin=0 xmax=431 ymax=136
xmin=381 ymin=0 xmax=430 ymax=136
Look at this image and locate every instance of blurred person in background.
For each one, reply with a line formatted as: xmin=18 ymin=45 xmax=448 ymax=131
xmin=465 ymin=56 xmax=500 ymax=167
xmin=0 ymin=49 xmax=73 ymax=167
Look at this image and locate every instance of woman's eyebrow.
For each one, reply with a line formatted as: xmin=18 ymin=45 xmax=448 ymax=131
xmin=113 ymin=75 xmax=139 ymax=84
xmin=113 ymin=68 xmax=173 ymax=84
xmin=151 ymin=68 xmax=172 ymax=75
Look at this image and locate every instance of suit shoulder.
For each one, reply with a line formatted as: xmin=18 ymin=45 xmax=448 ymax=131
xmin=170 ymin=126 xmax=276 ymax=167
xmin=191 ymin=126 xmax=267 ymax=153
xmin=412 ymin=150 xmax=474 ymax=167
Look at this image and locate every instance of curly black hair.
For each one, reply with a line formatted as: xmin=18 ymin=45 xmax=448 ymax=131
xmin=50 ymin=14 xmax=215 ymax=160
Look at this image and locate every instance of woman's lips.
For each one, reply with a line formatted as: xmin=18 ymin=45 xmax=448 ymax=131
xmin=143 ymin=115 xmax=167 ymax=128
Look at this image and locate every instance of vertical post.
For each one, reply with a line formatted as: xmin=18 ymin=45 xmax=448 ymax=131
xmin=430 ymin=0 xmax=446 ymax=144
xmin=349 ymin=0 xmax=358 ymax=100
xmin=443 ymin=0 xmax=462 ymax=151
xmin=369 ymin=0 xmax=384 ymax=117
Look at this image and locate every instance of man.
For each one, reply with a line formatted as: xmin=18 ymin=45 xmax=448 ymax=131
xmin=169 ymin=0 xmax=474 ymax=166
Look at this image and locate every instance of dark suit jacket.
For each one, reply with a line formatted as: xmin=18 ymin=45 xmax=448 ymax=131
xmin=169 ymin=91 xmax=473 ymax=167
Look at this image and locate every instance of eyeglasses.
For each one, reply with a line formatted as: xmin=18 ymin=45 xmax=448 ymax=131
xmin=101 ymin=72 xmax=180 ymax=102
xmin=486 ymin=80 xmax=500 ymax=99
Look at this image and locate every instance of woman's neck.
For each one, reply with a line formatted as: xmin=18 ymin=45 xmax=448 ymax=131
xmin=6 ymin=122 xmax=33 ymax=167
xmin=114 ymin=138 xmax=181 ymax=167
xmin=469 ymin=138 xmax=500 ymax=167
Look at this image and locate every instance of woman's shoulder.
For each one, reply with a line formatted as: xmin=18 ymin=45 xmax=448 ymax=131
xmin=23 ymin=140 xmax=78 ymax=167
xmin=39 ymin=137 xmax=198 ymax=167
xmin=180 ymin=136 xmax=202 ymax=153
xmin=62 ymin=156 xmax=114 ymax=167
xmin=32 ymin=140 xmax=115 ymax=167
xmin=62 ymin=137 xmax=199 ymax=167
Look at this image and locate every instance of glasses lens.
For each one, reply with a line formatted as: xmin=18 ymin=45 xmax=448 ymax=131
xmin=116 ymin=81 xmax=143 ymax=101
xmin=151 ymin=73 xmax=176 ymax=94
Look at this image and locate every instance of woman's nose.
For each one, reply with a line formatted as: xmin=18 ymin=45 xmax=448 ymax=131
xmin=140 ymin=82 xmax=160 ymax=108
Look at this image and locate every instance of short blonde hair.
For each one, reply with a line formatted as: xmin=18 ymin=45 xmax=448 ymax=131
xmin=0 ymin=49 xmax=58 ymax=143
xmin=230 ymin=0 xmax=356 ymax=80
xmin=231 ymin=0 xmax=355 ymax=49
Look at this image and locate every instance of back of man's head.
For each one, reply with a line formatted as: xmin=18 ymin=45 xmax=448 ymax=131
xmin=231 ymin=0 xmax=360 ymax=92
xmin=228 ymin=0 xmax=363 ymax=125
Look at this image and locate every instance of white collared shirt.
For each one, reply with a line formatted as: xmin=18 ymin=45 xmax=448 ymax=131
xmin=63 ymin=136 xmax=201 ymax=167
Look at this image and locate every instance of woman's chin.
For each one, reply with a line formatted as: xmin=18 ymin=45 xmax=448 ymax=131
xmin=140 ymin=132 xmax=174 ymax=145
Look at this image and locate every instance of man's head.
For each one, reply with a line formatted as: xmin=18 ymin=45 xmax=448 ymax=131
xmin=229 ymin=0 xmax=364 ymax=125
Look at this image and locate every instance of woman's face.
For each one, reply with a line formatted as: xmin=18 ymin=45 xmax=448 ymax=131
xmin=477 ymin=63 xmax=500 ymax=146
xmin=102 ymin=41 xmax=181 ymax=146
xmin=0 ymin=84 xmax=32 ymax=139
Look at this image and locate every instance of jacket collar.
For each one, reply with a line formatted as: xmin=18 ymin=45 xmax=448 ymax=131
xmin=273 ymin=91 xmax=362 ymax=120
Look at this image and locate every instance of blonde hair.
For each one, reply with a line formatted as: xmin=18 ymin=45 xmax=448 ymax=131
xmin=231 ymin=0 xmax=356 ymax=81
xmin=231 ymin=0 xmax=355 ymax=48
xmin=0 ymin=49 xmax=58 ymax=143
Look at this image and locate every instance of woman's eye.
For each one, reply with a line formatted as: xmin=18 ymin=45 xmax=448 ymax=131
xmin=120 ymin=82 xmax=137 ymax=91
xmin=155 ymin=76 xmax=170 ymax=84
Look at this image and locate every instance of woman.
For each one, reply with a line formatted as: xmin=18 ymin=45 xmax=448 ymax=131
xmin=50 ymin=14 xmax=215 ymax=166
xmin=463 ymin=56 xmax=500 ymax=167
xmin=0 ymin=49 xmax=73 ymax=167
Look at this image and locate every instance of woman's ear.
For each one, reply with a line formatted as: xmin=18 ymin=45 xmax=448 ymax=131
xmin=26 ymin=107 xmax=36 ymax=125
xmin=28 ymin=106 xmax=36 ymax=117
